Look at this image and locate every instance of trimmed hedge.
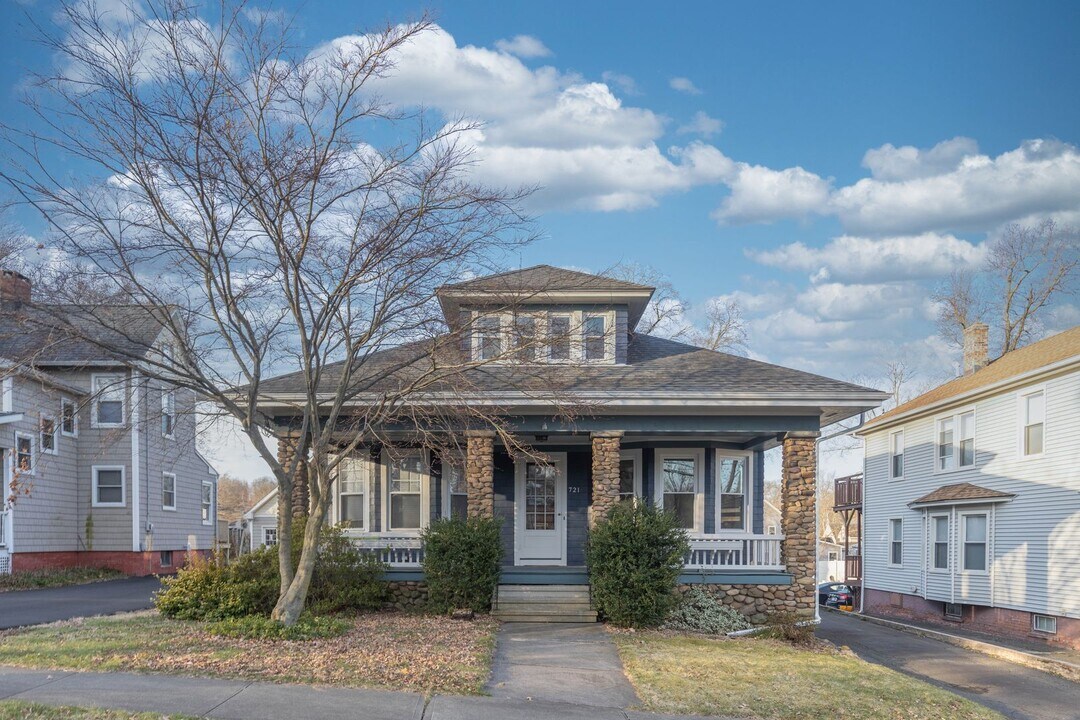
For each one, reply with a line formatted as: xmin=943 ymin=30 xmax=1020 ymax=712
xmin=586 ymin=502 xmax=689 ymax=628
xmin=421 ymin=516 xmax=503 ymax=613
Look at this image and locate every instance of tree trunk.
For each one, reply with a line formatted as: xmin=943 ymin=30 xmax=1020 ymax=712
xmin=271 ymin=499 xmax=326 ymax=625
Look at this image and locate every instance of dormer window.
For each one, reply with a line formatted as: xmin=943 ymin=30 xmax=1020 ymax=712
xmin=548 ymin=315 xmax=571 ymax=361
xmin=513 ymin=315 xmax=537 ymax=362
xmin=584 ymin=315 xmax=606 ymax=361
xmin=475 ymin=316 xmax=502 ymax=361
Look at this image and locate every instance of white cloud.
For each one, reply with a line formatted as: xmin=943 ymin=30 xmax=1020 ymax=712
xmin=712 ymin=164 xmax=831 ymax=224
xmin=796 ymin=282 xmax=926 ymax=322
xmin=669 ymin=76 xmax=702 ymax=95
xmin=601 ymin=70 xmax=640 ymax=96
xmin=494 ymin=34 xmax=552 ymax=58
xmin=751 ymin=232 xmax=986 ymax=282
xmin=677 ymin=111 xmax=723 ymax=138
xmin=832 ymin=138 xmax=1080 ymax=234
xmin=862 ymin=136 xmax=979 ymax=181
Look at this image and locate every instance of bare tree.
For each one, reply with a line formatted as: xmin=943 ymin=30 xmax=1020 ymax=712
xmin=933 ymin=220 xmax=1078 ymax=357
xmin=606 ymin=262 xmax=690 ymax=338
xmin=693 ymin=296 xmax=747 ymax=353
xmin=2 ymin=1 xmax=559 ymax=624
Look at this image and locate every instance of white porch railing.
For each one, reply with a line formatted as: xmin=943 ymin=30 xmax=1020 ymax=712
xmin=350 ymin=535 xmax=424 ymax=568
xmin=684 ymin=534 xmax=785 ymax=571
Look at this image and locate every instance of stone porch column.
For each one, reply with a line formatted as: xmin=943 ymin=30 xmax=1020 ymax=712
xmin=781 ymin=431 xmax=819 ymax=618
xmin=465 ymin=431 xmax=495 ymax=518
xmin=589 ymin=431 xmax=623 ymax=528
xmin=276 ymin=435 xmax=309 ymax=519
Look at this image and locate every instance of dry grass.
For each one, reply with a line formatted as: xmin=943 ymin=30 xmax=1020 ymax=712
xmin=0 ymin=568 xmax=126 ymax=593
xmin=0 ymin=701 xmax=190 ymax=719
xmin=613 ymin=630 xmax=1005 ymax=720
xmin=0 ymin=611 xmax=498 ymax=695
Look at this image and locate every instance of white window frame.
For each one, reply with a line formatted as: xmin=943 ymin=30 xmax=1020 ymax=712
xmin=92 ymin=465 xmax=126 ymax=508
xmin=381 ymin=449 xmax=430 ymax=535
xmin=440 ymin=453 xmax=467 ymax=520
xmin=934 ymin=407 xmax=976 ymax=473
xmin=653 ymin=448 xmax=705 ymax=536
xmin=161 ymin=388 xmax=176 ymax=439
xmin=472 ymin=314 xmax=503 ymax=362
xmin=1018 ymin=387 xmax=1046 ymax=458
xmin=511 ymin=313 xmax=539 ymax=363
xmin=13 ymin=431 xmax=34 ymax=476
xmin=582 ymin=314 xmax=609 ymax=362
xmin=546 ymin=312 xmax=573 ymax=363
xmin=618 ymin=449 xmax=643 ymax=503
xmin=60 ymin=397 xmax=78 ymax=437
xmin=334 ymin=454 xmax=372 ymax=533
xmin=263 ymin=527 xmax=278 ymax=547
xmin=90 ymin=373 xmax=126 ymax=429
xmin=929 ymin=513 xmax=950 ymax=572
xmin=889 ymin=429 xmax=904 ymax=480
xmin=40 ymin=415 xmax=58 ymax=456
xmin=714 ymin=449 xmax=753 ymax=533
xmin=888 ymin=518 xmax=903 ymax=567
xmin=162 ymin=472 xmax=177 ymax=511
xmin=959 ymin=511 xmax=989 ymax=575
xmin=1032 ymin=614 xmax=1057 ymax=634
xmin=201 ymin=481 xmax=214 ymax=525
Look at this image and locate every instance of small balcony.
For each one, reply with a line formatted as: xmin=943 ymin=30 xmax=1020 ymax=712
xmin=834 ymin=473 xmax=863 ymax=510
xmin=845 ymin=553 xmax=862 ymax=583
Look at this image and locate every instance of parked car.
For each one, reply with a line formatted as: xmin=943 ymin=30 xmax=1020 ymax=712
xmin=818 ymin=582 xmax=854 ymax=607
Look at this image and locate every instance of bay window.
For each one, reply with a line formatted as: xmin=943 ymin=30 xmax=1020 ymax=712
xmin=962 ymin=513 xmax=987 ymax=572
xmin=931 ymin=515 xmax=949 ymax=570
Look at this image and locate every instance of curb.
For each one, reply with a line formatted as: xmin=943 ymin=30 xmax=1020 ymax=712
xmin=824 ymin=607 xmax=1080 ymax=683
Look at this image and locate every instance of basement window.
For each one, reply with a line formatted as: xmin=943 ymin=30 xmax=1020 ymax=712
xmin=1032 ymin=614 xmax=1057 ymax=634
xmin=943 ymin=603 xmax=964 ymax=620
xmin=159 ymin=550 xmax=173 ymax=568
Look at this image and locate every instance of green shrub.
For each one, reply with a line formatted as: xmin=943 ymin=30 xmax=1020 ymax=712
xmin=586 ymin=502 xmax=689 ymax=628
xmin=303 ymin=520 xmax=388 ymax=614
xmin=156 ymin=552 xmax=272 ymax=620
xmin=205 ymin=613 xmax=350 ymax=641
xmin=421 ymin=516 xmax=503 ymax=613
xmin=664 ymin=586 xmax=753 ymax=634
xmin=758 ymin=611 xmax=816 ymax=645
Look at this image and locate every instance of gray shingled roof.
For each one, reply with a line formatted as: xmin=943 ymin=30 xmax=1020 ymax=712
xmin=439 ymin=265 xmax=653 ymax=294
xmin=0 ymin=303 xmax=164 ymax=365
xmin=910 ymin=482 xmax=1016 ymax=506
xmin=257 ymin=333 xmax=882 ymax=401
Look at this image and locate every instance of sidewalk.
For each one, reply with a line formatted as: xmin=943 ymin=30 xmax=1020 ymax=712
xmin=0 ymin=665 xmax=718 ymax=720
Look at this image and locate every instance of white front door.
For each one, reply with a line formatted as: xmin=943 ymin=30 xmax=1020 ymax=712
xmin=515 ymin=453 xmax=567 ymax=565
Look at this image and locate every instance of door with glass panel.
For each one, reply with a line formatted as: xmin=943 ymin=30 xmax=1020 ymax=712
xmin=515 ymin=453 xmax=567 ymax=564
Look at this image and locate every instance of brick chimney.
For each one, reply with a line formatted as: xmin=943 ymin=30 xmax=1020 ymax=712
xmin=963 ymin=322 xmax=989 ymax=375
xmin=0 ymin=270 xmax=31 ymax=305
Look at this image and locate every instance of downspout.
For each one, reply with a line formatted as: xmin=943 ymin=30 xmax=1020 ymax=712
xmin=815 ymin=412 xmax=867 ymax=623
xmin=131 ymin=371 xmax=141 ymax=553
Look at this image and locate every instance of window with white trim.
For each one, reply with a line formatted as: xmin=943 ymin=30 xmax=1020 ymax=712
xmin=40 ymin=416 xmax=57 ymax=455
xmin=548 ymin=314 xmax=571 ymax=361
xmin=890 ymin=430 xmax=904 ymax=479
xmin=61 ymin=398 xmax=77 ymax=437
xmin=889 ymin=518 xmax=903 ymax=566
xmin=618 ymin=449 xmax=641 ymax=503
xmin=512 ymin=315 xmax=537 ymax=362
xmin=1022 ymin=390 xmax=1044 ymax=456
xmin=443 ymin=456 xmax=467 ymax=520
xmin=1033 ymin=614 xmax=1057 ymax=634
xmin=161 ymin=389 xmax=176 ymax=438
xmin=93 ymin=466 xmax=125 ymax=507
xmin=264 ymin=527 xmax=278 ymax=547
xmin=162 ymin=472 xmax=176 ymax=510
xmin=937 ymin=418 xmax=954 ymax=471
xmin=583 ymin=315 xmax=606 ymax=361
xmin=937 ymin=410 xmax=975 ymax=471
xmin=716 ymin=452 xmax=749 ymax=531
xmin=931 ymin=514 xmax=949 ymax=570
xmin=656 ymin=451 xmax=701 ymax=532
xmin=91 ymin=374 xmax=125 ymax=427
xmin=201 ymin=481 xmax=213 ymax=524
xmin=475 ymin=316 xmax=502 ymax=361
xmin=386 ymin=451 xmax=425 ymax=531
xmin=14 ymin=432 xmax=33 ymax=475
xmin=961 ymin=513 xmax=987 ymax=572
xmin=958 ymin=411 xmax=975 ymax=466
xmin=337 ymin=455 xmax=370 ymax=530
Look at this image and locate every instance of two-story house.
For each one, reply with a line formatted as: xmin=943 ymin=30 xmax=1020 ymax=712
xmin=0 ymin=270 xmax=218 ymax=576
xmin=856 ymin=323 xmax=1080 ymax=648
xmin=255 ymin=265 xmax=887 ymax=621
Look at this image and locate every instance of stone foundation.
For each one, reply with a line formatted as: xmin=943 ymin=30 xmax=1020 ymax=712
xmin=589 ymin=432 xmax=622 ymax=527
xmin=679 ymin=583 xmax=808 ymax=626
xmin=386 ymin=580 xmax=429 ymax=610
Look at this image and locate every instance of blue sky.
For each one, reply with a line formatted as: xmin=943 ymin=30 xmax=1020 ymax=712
xmin=3 ymin=1 xmax=1079 ymax=479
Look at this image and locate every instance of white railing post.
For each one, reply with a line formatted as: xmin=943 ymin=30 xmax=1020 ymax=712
xmin=683 ymin=534 xmax=785 ymax=571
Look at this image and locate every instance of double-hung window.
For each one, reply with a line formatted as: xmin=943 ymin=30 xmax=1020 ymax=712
xmin=931 ymin=515 xmax=950 ymax=570
xmin=890 ymin=430 xmax=904 ymax=479
xmin=1021 ymin=390 xmax=1044 ymax=456
xmin=937 ymin=410 xmax=975 ymax=471
xmin=61 ymin=398 xmax=77 ymax=437
xmin=92 ymin=374 xmax=125 ymax=428
xmin=387 ymin=451 xmax=425 ymax=532
xmin=337 ymin=456 xmax=370 ymax=530
xmin=93 ymin=466 xmax=125 ymax=507
xmin=201 ymin=481 xmax=213 ymax=524
xmin=583 ymin=315 xmax=606 ymax=361
xmin=512 ymin=315 xmax=537 ymax=362
xmin=443 ymin=457 xmax=467 ymax=520
xmin=162 ymin=472 xmax=177 ymax=510
xmin=548 ymin=314 xmax=571 ymax=361
xmin=14 ymin=432 xmax=33 ymax=475
xmin=716 ymin=452 xmax=749 ymax=531
xmin=655 ymin=450 xmax=702 ymax=532
xmin=475 ymin=316 xmax=502 ymax=361
xmin=264 ymin=527 xmax=278 ymax=547
xmin=962 ymin=513 xmax=987 ymax=572
xmin=161 ymin=389 xmax=176 ymax=438
xmin=618 ymin=449 xmax=641 ymax=503
xmin=889 ymin=518 xmax=903 ymax=566
xmin=40 ymin=416 xmax=57 ymax=455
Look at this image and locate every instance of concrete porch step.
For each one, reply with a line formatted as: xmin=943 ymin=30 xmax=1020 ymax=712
xmin=494 ymin=584 xmax=597 ymax=622
xmin=492 ymin=608 xmax=599 ymax=623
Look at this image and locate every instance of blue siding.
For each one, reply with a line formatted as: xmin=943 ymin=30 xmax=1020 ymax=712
xmin=704 ymin=449 xmax=716 ymax=534
xmin=753 ymin=449 xmax=765 ymax=534
xmin=493 ymin=450 xmax=515 ymax=563
xmin=642 ymin=447 xmax=655 ymax=502
xmin=566 ymin=450 xmax=590 ymax=565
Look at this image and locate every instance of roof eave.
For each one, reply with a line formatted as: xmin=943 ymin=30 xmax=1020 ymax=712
xmin=908 ymin=494 xmax=1015 ymax=508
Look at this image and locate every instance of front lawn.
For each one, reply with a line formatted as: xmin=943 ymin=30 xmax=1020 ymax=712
xmin=613 ymin=631 xmax=1004 ymax=720
xmin=0 ymin=568 xmax=126 ymax=593
xmin=0 ymin=611 xmax=497 ymax=695
xmin=0 ymin=701 xmax=191 ymax=719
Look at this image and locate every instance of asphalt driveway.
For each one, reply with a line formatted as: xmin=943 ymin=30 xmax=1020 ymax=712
xmin=0 ymin=576 xmax=161 ymax=629
xmin=818 ymin=611 xmax=1078 ymax=720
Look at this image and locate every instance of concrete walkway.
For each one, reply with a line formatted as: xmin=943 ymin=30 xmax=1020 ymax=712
xmin=818 ymin=611 xmax=1078 ymax=720
xmin=0 ymin=577 xmax=161 ymax=629
xmin=487 ymin=622 xmax=640 ymax=708
xmin=0 ymin=665 xmax=715 ymax=720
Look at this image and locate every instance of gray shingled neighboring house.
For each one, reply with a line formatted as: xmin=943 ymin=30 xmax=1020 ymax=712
xmin=0 ymin=270 xmax=218 ymax=576
xmin=255 ymin=265 xmax=887 ymax=621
